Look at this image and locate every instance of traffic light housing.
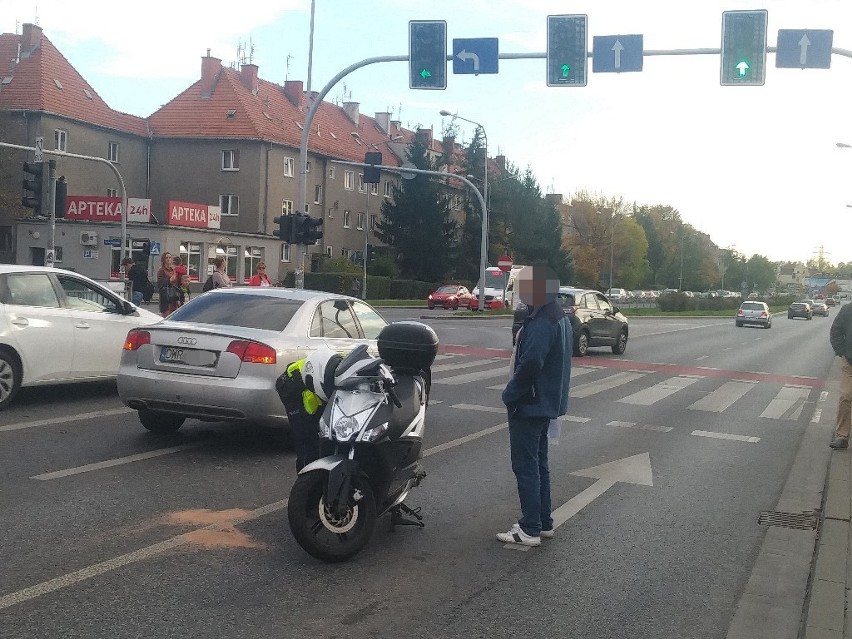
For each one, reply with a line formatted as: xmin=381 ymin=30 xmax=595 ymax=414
xmin=367 ymin=244 xmax=377 ymax=265
xmin=54 ymin=176 xmax=67 ymax=219
xmin=299 ymin=215 xmax=324 ymax=245
xmin=546 ymin=14 xmax=588 ymax=87
xmin=22 ymin=161 xmax=47 ymax=214
xmin=273 ymin=214 xmax=294 ymax=242
xmin=720 ymin=10 xmax=768 ymax=86
xmin=364 ymin=152 xmax=382 ymax=184
xmin=409 ymin=20 xmax=447 ymax=90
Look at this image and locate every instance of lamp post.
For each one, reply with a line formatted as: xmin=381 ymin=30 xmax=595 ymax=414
xmin=679 ymin=233 xmax=685 ymax=292
xmin=441 ymin=110 xmax=488 ymax=311
xmin=609 ymin=211 xmax=616 ymax=293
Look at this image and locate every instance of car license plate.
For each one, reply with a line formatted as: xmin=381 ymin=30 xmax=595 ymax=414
xmin=160 ymin=347 xmax=185 ymax=363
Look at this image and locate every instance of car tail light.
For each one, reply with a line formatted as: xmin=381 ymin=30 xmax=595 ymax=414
xmin=760 ymin=311 xmax=767 ymax=317
xmin=737 ymin=309 xmax=744 ymax=316
xmin=226 ymin=340 xmax=277 ymax=364
xmin=124 ymin=330 xmax=151 ymax=351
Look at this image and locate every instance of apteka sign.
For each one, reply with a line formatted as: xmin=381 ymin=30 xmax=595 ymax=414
xmin=65 ymin=196 xmax=152 ymax=223
xmin=167 ymin=200 xmax=221 ymax=229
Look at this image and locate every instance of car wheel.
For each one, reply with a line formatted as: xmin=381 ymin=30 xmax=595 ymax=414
xmin=137 ymin=408 xmax=186 ymax=434
xmin=611 ymin=329 xmax=628 ymax=355
xmin=452 ymin=300 xmax=459 ymax=310
xmin=0 ymin=348 xmax=22 ymax=411
xmin=575 ymin=330 xmax=589 ymax=357
xmin=736 ymin=321 xmax=743 ymax=327
xmin=788 ymin=313 xmax=793 ymax=319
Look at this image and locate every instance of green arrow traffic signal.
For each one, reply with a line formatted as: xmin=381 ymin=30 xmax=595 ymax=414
xmin=420 ymin=68 xmax=431 ymax=79
xmin=720 ymin=10 xmax=767 ymax=86
xmin=736 ymin=60 xmax=750 ymax=76
xmin=561 ymin=64 xmax=570 ymax=77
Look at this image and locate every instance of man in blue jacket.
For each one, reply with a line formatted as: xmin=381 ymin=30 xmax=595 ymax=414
xmin=498 ymin=265 xmax=572 ymax=546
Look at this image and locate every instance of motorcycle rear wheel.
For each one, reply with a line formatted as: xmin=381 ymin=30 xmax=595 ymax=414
xmin=288 ymin=470 xmax=376 ymax=563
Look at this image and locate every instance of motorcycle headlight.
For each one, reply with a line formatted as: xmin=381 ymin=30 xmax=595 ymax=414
xmin=358 ymin=421 xmax=389 ymax=443
xmin=333 ymin=415 xmax=361 ymax=442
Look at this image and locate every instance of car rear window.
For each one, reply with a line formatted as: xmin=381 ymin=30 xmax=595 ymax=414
xmin=436 ymin=286 xmax=456 ymax=293
xmin=741 ymin=302 xmax=764 ymax=310
xmin=167 ymin=294 xmax=303 ymax=331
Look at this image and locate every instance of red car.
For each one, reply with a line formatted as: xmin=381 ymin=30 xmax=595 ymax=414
xmin=468 ymin=295 xmax=505 ymax=311
xmin=427 ymin=284 xmax=474 ymax=310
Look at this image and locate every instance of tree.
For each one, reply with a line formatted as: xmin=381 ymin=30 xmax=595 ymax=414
xmin=454 ymin=128 xmax=487 ymax=281
xmin=375 ymin=129 xmax=457 ymax=282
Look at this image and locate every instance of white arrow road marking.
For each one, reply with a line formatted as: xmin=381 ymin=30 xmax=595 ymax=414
xmin=457 ymin=49 xmax=481 ymax=71
xmin=798 ymin=34 xmax=811 ymax=65
xmin=612 ymin=39 xmax=624 ymax=69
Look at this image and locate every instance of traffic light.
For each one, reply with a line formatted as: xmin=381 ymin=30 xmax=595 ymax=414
xmin=54 ymin=176 xmax=67 ymax=219
xmin=546 ymin=14 xmax=588 ymax=87
xmin=409 ymin=20 xmax=447 ymax=90
xmin=364 ymin=152 xmax=382 ymax=184
xmin=301 ymin=215 xmax=324 ymax=245
xmin=273 ymin=214 xmax=294 ymax=242
xmin=720 ymin=10 xmax=768 ymax=86
xmin=22 ymin=161 xmax=47 ymax=214
xmin=367 ymin=244 xmax=377 ymax=265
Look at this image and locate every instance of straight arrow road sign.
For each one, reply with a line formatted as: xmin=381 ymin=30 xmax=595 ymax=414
xmin=776 ymin=29 xmax=833 ymax=69
xmin=592 ymin=34 xmax=643 ymax=73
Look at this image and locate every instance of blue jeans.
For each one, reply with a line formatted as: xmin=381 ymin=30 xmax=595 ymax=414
xmin=131 ymin=290 xmax=144 ymax=306
xmin=508 ymin=414 xmax=552 ymax=536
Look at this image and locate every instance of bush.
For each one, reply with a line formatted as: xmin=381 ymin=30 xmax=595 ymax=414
xmin=281 ymin=272 xmax=423 ymax=300
xmin=389 ymin=279 xmax=437 ymax=300
xmin=365 ymin=276 xmax=391 ymax=300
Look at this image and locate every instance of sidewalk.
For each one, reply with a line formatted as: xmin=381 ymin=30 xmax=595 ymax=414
xmin=726 ymin=357 xmax=846 ymax=639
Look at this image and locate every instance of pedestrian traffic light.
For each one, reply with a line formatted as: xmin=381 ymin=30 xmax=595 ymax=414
xmin=720 ymin=10 xmax=768 ymax=86
xmin=273 ymin=214 xmax=294 ymax=242
xmin=409 ymin=20 xmax=447 ymax=90
xmin=300 ymin=215 xmax=324 ymax=245
xmin=54 ymin=176 xmax=67 ymax=219
xmin=22 ymin=161 xmax=47 ymax=214
xmin=364 ymin=152 xmax=382 ymax=184
xmin=546 ymin=14 xmax=588 ymax=87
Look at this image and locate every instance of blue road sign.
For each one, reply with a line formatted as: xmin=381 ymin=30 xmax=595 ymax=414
xmin=776 ymin=29 xmax=833 ymax=69
xmin=452 ymin=38 xmax=499 ymax=74
xmin=103 ymin=237 xmax=122 ymax=247
xmin=149 ymin=242 xmax=161 ymax=256
xmin=592 ymin=35 xmax=643 ymax=73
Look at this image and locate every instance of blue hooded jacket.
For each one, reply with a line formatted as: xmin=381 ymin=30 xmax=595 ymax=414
xmin=502 ymin=301 xmax=572 ymax=419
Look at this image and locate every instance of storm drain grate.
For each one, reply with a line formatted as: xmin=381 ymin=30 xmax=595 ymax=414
xmin=758 ymin=510 xmax=819 ymax=530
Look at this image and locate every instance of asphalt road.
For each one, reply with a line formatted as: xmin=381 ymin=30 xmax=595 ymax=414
xmin=0 ymin=308 xmax=837 ymax=638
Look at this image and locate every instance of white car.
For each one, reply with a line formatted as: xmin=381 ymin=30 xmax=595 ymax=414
xmin=0 ymin=265 xmax=161 ymax=409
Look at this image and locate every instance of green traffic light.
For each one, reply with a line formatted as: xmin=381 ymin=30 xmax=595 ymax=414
xmin=561 ymin=64 xmax=570 ymax=77
xmin=420 ymin=68 xmax=432 ymax=79
xmin=736 ymin=59 xmax=750 ymax=76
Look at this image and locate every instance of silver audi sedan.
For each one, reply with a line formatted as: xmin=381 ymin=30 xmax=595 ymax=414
xmin=117 ymin=287 xmax=387 ymax=433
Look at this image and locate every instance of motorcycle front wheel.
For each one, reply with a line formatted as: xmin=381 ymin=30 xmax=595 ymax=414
xmin=288 ymin=469 xmax=377 ymax=563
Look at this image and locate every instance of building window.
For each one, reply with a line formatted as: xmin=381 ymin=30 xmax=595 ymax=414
xmin=53 ymin=246 xmax=63 ymax=263
xmin=107 ymin=188 xmax=118 ymax=197
xmin=220 ymin=194 xmax=239 ymax=216
xmin=306 ymin=161 xmax=312 ymax=173
xmin=284 ymin=157 xmax=295 ymax=177
xmin=369 ymin=182 xmax=378 ymax=196
xmin=216 ymin=245 xmax=238 ymax=281
xmin=344 ymin=170 xmax=354 ymax=191
xmin=282 ymin=199 xmax=293 ymax=216
xmin=281 ymin=243 xmax=291 ymax=263
xmin=54 ymin=129 xmax=67 ymax=151
xmin=222 ymin=149 xmax=239 ymax=171
xmin=181 ymin=241 xmax=202 ymax=281
xmin=314 ymin=185 xmax=322 ymax=204
xmin=341 ymin=248 xmax=351 ymax=259
xmin=384 ymin=181 xmax=392 ymax=198
xmin=325 ymin=246 xmax=333 ymax=257
xmin=303 ymin=203 xmax=310 ymax=215
xmin=327 ymin=207 xmax=334 ymax=220
xmin=108 ymin=141 xmax=119 ymax=163
xmin=369 ymin=214 xmax=377 ymax=230
xmin=358 ymin=173 xmax=366 ymax=193
xmin=343 ymin=210 xmax=351 ymax=228
xmin=356 ymin=212 xmax=364 ymax=230
xmin=328 ymin=166 xmax=336 ymax=179
xmin=244 ymin=246 xmax=264 ymax=282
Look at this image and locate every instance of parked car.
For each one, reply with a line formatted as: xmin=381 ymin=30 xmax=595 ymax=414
xmin=826 ymin=297 xmax=837 ymax=307
xmin=427 ymin=284 xmax=474 ymax=310
xmin=812 ymin=300 xmax=830 ymax=317
xmin=117 ymin=288 xmax=388 ymax=433
xmin=468 ymin=295 xmax=505 ymax=311
xmin=0 ymin=265 xmax=161 ymax=410
xmin=736 ymin=301 xmax=772 ymax=329
xmin=512 ymin=287 xmax=628 ymax=357
xmin=606 ymin=288 xmax=629 ymax=304
xmin=788 ymin=302 xmax=813 ymax=320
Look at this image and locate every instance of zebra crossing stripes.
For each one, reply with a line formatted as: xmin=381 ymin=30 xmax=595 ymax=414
xmin=570 ymin=372 xmax=648 ymax=398
xmin=485 ymin=365 xmax=601 ymax=390
xmin=433 ymin=366 xmax=511 ymax=385
xmin=431 ymin=359 xmax=499 ymax=373
xmin=759 ymin=386 xmax=811 ymax=420
xmin=689 ymin=380 xmax=758 ymax=413
xmin=617 ymin=376 xmax=702 ymax=406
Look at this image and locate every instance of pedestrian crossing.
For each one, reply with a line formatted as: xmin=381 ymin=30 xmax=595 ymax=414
xmin=430 ymin=353 xmax=823 ymax=422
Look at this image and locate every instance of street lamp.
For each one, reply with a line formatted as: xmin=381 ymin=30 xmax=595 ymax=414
xmin=609 ymin=211 xmax=616 ymax=294
xmin=670 ymin=230 xmax=685 ymax=291
xmin=441 ymin=109 xmax=488 ymax=311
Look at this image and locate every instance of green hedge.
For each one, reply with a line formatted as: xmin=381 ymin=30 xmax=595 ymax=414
xmin=281 ymin=272 xmax=429 ymax=300
xmin=389 ymin=279 xmax=439 ymax=300
xmin=656 ymin=293 xmax=798 ymax=312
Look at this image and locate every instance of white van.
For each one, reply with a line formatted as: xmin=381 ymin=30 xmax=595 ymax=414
xmin=471 ymin=265 xmax=526 ymax=309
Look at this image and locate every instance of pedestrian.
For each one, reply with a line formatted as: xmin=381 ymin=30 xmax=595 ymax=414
xmin=211 ymin=256 xmax=232 ymax=289
xmin=122 ymin=256 xmax=148 ymax=306
xmin=498 ymin=264 xmax=572 ymax=546
xmin=156 ymin=252 xmax=179 ymax=317
xmin=829 ymin=301 xmax=852 ymax=449
xmin=351 ymin=277 xmax=362 ymax=299
xmin=177 ymin=273 xmax=192 ymax=306
xmin=173 ymin=255 xmax=187 ymax=282
xmin=248 ymin=261 xmax=272 ymax=287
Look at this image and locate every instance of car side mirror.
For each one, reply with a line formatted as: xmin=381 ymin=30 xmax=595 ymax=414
xmin=121 ymin=300 xmax=135 ymax=315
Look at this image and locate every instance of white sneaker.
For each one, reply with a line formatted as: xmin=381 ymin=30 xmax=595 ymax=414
xmin=496 ymin=523 xmax=541 ymax=546
xmin=540 ymin=528 xmax=555 ymax=539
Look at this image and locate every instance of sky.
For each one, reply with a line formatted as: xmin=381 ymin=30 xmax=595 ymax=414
xmin=3 ymin=0 xmax=851 ymax=266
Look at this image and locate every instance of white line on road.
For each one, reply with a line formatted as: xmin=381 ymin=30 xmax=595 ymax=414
xmin=691 ymin=430 xmax=760 ymax=443
xmin=432 ymin=359 xmax=497 ymax=373
xmin=689 ymin=380 xmax=757 ymax=413
xmin=0 ymin=408 xmax=134 ymax=433
xmin=695 ymin=355 xmax=709 ymax=361
xmin=31 ymin=444 xmax=205 ymax=481
xmin=433 ymin=366 xmax=511 ymax=385
xmin=607 ymin=421 xmax=672 ymax=433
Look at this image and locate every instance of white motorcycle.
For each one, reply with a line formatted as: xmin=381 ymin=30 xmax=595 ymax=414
xmin=287 ymin=322 xmax=438 ymax=563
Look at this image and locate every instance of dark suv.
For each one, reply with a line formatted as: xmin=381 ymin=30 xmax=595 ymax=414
xmin=512 ymin=288 xmax=629 ymax=357
xmin=788 ymin=302 xmax=812 ymax=320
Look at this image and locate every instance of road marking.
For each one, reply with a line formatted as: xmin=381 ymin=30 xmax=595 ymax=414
xmin=760 ymin=386 xmax=811 ymax=420
xmin=695 ymin=355 xmax=709 ymax=361
xmin=0 ymin=408 xmax=134 ymax=432
xmin=31 ymin=444 xmax=204 ymax=481
xmin=451 ymin=403 xmax=504 ymax=414
xmin=433 ymin=366 xmax=511 ymax=385
xmin=691 ymin=430 xmax=760 ymax=443
xmin=432 ymin=359 xmax=497 ymax=373
xmin=486 ymin=365 xmax=600 ymax=389
xmin=617 ymin=375 xmax=701 ymax=406
xmin=570 ymin=371 xmax=647 ymax=398
xmin=607 ymin=420 xmax=672 ymax=433
xmin=424 ymin=423 xmax=508 ymax=457
xmin=560 ymin=415 xmax=591 ymax=423
xmin=689 ymin=380 xmax=758 ymax=413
